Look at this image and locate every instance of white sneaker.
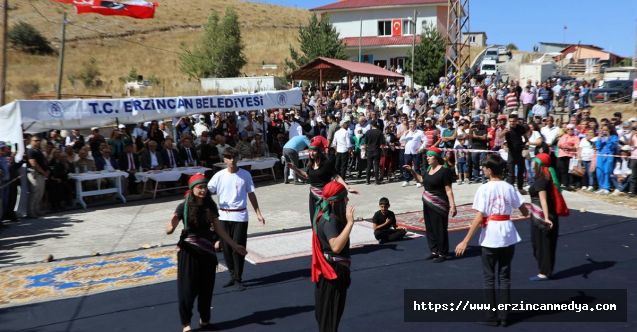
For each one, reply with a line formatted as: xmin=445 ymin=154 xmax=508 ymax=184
xmin=586 ymin=186 xmax=595 ymax=192
xmin=612 ymin=189 xmax=623 ymax=196
xmin=402 ymin=181 xmax=409 ymax=187
xmin=416 ymin=183 xmax=422 ymax=188
xmin=599 ymin=189 xmax=610 ymax=195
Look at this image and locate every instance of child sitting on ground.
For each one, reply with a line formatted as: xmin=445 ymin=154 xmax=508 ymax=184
xmin=372 ymin=197 xmax=407 ymax=244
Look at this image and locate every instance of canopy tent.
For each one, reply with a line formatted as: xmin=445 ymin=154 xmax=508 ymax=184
xmin=0 ymin=88 xmax=303 ymax=162
xmin=289 ymin=57 xmax=404 ymax=96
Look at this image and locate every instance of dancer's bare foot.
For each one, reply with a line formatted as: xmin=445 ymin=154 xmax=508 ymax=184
xmin=182 ymin=325 xmax=191 ymax=332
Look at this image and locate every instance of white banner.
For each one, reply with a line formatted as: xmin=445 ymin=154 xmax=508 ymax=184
xmin=0 ymin=103 xmax=24 ymax=162
xmin=0 ymin=88 xmax=302 ymax=161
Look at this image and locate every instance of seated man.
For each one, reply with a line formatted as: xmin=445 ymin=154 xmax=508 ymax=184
xmin=95 ymin=146 xmax=118 ymax=171
xmin=611 ymin=146 xmax=633 ymax=195
xmin=140 ymin=140 xmax=164 ymax=171
xmin=371 ymin=197 xmax=407 ymax=244
xmin=74 ymin=146 xmax=96 ymax=173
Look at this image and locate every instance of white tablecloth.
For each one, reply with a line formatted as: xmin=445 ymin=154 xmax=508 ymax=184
xmin=68 ymin=170 xmax=129 ymax=181
xmin=214 ymin=158 xmax=278 ymax=170
xmin=135 ymin=167 xmax=211 ymax=183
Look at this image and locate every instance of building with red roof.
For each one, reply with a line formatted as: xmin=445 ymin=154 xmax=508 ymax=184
xmin=311 ymin=0 xmax=448 ymax=74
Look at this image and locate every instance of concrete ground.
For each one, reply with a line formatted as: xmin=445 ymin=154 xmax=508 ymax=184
xmin=0 ymin=179 xmax=634 ymax=267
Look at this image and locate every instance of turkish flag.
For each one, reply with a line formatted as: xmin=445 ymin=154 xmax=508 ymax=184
xmin=392 ymin=19 xmax=402 ymax=36
xmin=74 ymin=1 xmax=157 ymax=19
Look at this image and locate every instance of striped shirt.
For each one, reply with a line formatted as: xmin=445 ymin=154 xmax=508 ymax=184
xmin=505 ymin=92 xmax=518 ymax=110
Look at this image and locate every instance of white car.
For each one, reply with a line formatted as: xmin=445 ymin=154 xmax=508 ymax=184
xmin=480 ymin=60 xmax=498 ymax=76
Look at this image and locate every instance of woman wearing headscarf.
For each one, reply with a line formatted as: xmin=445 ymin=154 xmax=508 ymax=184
xmin=288 ymin=137 xmax=358 ymax=225
xmin=311 ymin=181 xmax=355 ymax=332
xmin=528 ymin=153 xmax=569 ymax=281
xmin=404 ymin=147 xmax=457 ymax=263
xmin=166 ymin=174 xmax=247 ymax=332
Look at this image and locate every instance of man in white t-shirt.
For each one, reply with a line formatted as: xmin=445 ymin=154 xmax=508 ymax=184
xmin=399 ymin=119 xmax=426 ymax=187
xmin=455 ymin=154 xmax=529 ymax=326
xmin=540 ymin=116 xmax=560 ymax=147
xmin=207 ymin=147 xmax=265 ymax=291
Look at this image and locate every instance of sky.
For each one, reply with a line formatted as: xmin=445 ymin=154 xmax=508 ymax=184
xmin=253 ymin=0 xmax=637 ymax=57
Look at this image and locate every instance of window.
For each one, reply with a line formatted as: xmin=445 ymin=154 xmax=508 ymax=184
xmin=469 ymin=35 xmax=476 ymax=43
xmin=402 ymin=19 xmax=415 ymax=35
xmin=378 ymin=20 xmax=391 ymax=36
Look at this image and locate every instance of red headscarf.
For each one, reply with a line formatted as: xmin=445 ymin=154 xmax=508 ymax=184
xmin=311 ymin=181 xmax=348 ymax=283
xmin=534 ymin=153 xmax=569 ymax=217
xmin=309 ymin=136 xmax=329 ymax=153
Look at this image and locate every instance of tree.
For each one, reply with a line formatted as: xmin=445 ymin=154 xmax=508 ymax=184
xmin=285 ymin=13 xmax=347 ymax=71
xmin=506 ymin=43 xmax=518 ymax=51
xmin=405 ymin=23 xmax=445 ymax=86
xmin=8 ymin=21 xmax=55 ymax=55
xmin=69 ymin=57 xmax=101 ymax=88
xmin=179 ymin=8 xmax=246 ymax=79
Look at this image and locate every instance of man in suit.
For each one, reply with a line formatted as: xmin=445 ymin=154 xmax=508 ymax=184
xmin=95 ymin=146 xmax=119 ymax=171
xmin=178 ymin=137 xmax=198 ymax=166
xmin=119 ymin=143 xmax=140 ymax=194
xmin=364 ymin=119 xmax=385 ymax=185
xmin=140 ymin=140 xmax=164 ymax=170
xmin=161 ymin=138 xmax=182 ymax=169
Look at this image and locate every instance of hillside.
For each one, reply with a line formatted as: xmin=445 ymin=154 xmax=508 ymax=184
xmin=4 ymin=0 xmax=311 ymax=101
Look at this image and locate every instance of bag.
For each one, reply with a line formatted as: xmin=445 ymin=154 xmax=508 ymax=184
xmin=569 ymin=158 xmax=585 ymax=177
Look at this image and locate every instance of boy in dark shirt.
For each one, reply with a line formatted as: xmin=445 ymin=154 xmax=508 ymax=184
xmin=372 ymin=197 xmax=407 ymax=244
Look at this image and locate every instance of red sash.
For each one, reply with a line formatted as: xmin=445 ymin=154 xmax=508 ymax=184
xmin=311 ymin=232 xmax=337 ymax=283
xmin=481 ymin=214 xmax=510 ymax=228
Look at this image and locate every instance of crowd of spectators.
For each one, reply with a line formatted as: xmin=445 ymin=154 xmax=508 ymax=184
xmin=0 ymin=73 xmax=634 ymax=222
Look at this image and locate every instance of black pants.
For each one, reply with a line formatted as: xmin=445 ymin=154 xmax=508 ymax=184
xmin=365 ymin=153 xmax=380 ymax=184
xmin=335 ymin=152 xmax=349 ymax=180
xmin=315 ymin=261 xmax=351 ymax=332
xmin=220 ymin=220 xmax=248 ymax=282
xmin=374 ymin=228 xmax=407 ymax=243
xmin=309 ymin=192 xmax=320 ymax=226
xmin=481 ymin=245 xmax=515 ymax=321
xmin=630 ymin=160 xmax=637 ymax=194
xmin=2 ymin=177 xmax=18 ymax=221
xmin=177 ymin=249 xmax=218 ymax=326
xmin=557 ymin=157 xmax=571 ymax=187
xmin=506 ymin=156 xmax=525 ymax=189
xmin=126 ymin=171 xmax=138 ymax=194
xmin=531 ymin=217 xmax=559 ymax=276
xmin=423 ymin=201 xmax=449 ymax=256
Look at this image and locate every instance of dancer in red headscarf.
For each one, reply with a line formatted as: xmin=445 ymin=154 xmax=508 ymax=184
xmin=166 ymin=173 xmax=247 ymax=332
xmin=288 ymin=137 xmax=358 ymax=225
xmin=311 ymin=181 xmax=354 ymax=332
xmin=528 ymin=152 xmax=569 ymax=281
xmin=404 ymin=146 xmax=457 ymax=263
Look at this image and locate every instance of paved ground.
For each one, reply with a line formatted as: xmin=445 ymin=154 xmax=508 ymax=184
xmin=0 ymin=178 xmax=634 ymax=267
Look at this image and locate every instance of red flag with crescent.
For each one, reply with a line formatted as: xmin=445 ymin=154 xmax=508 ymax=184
xmin=71 ymin=1 xmax=157 ymax=19
xmin=392 ymin=19 xmax=402 ymax=36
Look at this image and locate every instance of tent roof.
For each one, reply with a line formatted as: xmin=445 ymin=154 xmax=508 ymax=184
xmin=289 ymin=57 xmax=404 ymax=81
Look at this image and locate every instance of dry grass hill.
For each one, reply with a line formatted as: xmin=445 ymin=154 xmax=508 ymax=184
xmin=5 ymin=0 xmax=311 ymax=101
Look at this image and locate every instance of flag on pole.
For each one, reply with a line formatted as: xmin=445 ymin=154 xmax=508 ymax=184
xmin=75 ymin=1 xmax=157 ymax=19
xmin=391 ymin=19 xmax=402 ymax=37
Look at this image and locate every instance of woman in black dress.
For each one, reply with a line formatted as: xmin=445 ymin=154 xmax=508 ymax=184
xmin=404 ymin=147 xmax=457 ymax=262
xmin=528 ymin=153 xmax=562 ymax=281
xmin=166 ymin=174 xmax=247 ymax=332
xmin=288 ymin=138 xmax=357 ymax=225
xmin=311 ymin=181 xmax=355 ymax=332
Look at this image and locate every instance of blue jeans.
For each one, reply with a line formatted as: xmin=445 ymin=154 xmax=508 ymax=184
xmin=471 ymin=152 xmax=486 ymax=180
xmin=611 ymin=175 xmax=631 ymax=192
xmin=525 ymin=158 xmax=535 ymax=186
xmin=581 ymin=160 xmax=594 ymax=187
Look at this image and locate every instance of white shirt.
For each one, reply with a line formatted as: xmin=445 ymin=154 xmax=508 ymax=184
xmin=540 ymin=126 xmax=560 ymax=146
xmin=207 ymin=168 xmax=255 ymax=222
xmin=400 ymin=129 xmax=426 ymax=155
xmin=332 ymin=128 xmax=352 ymax=153
xmin=613 ymin=158 xmax=632 ymax=176
xmin=472 ymin=181 xmax=524 ymax=248
xmin=149 ymin=151 xmax=159 ymax=168
xmin=194 ymin=122 xmax=209 ymax=137
xmin=288 ymin=122 xmax=302 ymax=139
xmin=102 ymin=157 xmax=115 ymax=171
xmin=579 ymin=139 xmax=594 ymax=161
xmin=528 ymin=131 xmax=542 ymax=158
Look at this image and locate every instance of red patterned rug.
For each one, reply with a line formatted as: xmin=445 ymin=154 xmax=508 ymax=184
xmin=393 ymin=203 xmax=528 ymax=232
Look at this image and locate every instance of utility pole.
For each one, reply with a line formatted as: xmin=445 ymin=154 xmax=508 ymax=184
xmin=633 ymin=19 xmax=636 ymax=68
xmin=358 ymin=16 xmax=362 ymax=62
xmin=0 ymin=0 xmax=8 ymax=105
xmin=410 ymin=9 xmax=417 ymax=90
xmin=55 ymin=12 xmax=67 ymax=99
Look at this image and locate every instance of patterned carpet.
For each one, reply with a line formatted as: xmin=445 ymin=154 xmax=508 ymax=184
xmin=0 ymin=247 xmax=226 ymax=308
xmin=395 ymin=203 xmax=528 ymax=232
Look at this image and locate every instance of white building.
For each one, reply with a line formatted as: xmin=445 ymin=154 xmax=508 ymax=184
xmin=462 ymin=32 xmax=487 ymax=47
xmin=310 ymin=0 xmax=449 ymax=72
